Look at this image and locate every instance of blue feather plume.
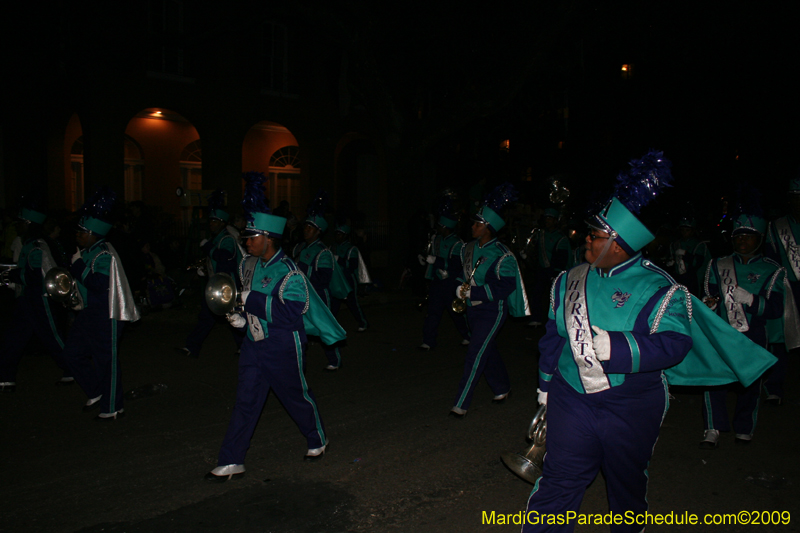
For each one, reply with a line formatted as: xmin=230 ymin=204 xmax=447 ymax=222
xmin=483 ymin=182 xmax=518 ymax=213
xmin=614 ymin=150 xmax=673 ymax=215
xmin=81 ymin=187 xmax=117 ymax=219
xmin=732 ymin=184 xmax=764 ymax=218
xmin=435 ymin=189 xmax=457 ymax=217
xmin=241 ymin=172 xmax=270 ymax=223
xmin=207 ymin=188 xmax=226 ymax=211
xmin=307 ymin=189 xmax=328 ymax=218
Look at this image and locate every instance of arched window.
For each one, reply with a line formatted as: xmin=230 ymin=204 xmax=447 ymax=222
xmin=180 ymin=139 xmax=202 ymax=191
xmin=268 ymin=145 xmax=301 ymax=211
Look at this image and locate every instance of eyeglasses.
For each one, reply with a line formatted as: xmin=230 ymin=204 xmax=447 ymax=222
xmin=587 ymin=233 xmax=611 ymax=241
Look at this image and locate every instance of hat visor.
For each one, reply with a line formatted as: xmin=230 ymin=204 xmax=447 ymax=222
xmin=240 ymin=228 xmax=268 ymax=238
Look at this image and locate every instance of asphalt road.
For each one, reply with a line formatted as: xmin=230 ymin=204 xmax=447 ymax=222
xmin=1 ymin=288 xmax=799 ymax=533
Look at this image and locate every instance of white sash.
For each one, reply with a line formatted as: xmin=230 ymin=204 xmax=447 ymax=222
xmin=716 ymin=257 xmax=749 ymax=333
xmin=241 ymin=256 xmax=265 ymax=341
xmin=565 ymin=264 xmax=610 ymax=393
xmin=775 ymin=218 xmax=800 ymax=280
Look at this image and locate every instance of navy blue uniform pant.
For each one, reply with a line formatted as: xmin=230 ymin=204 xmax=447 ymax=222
xmin=524 ymin=373 xmax=668 ymax=533
xmin=312 ymin=288 xmax=342 ymax=368
xmin=217 ymin=330 xmax=327 ymax=466
xmin=763 ymin=343 xmax=787 ymax=399
xmin=453 ymin=303 xmax=509 ymax=410
xmin=185 ymin=291 xmax=244 ymax=356
xmin=423 ymin=279 xmax=470 ymax=348
xmin=529 ymin=268 xmax=553 ymax=323
xmin=63 ymin=309 xmax=125 ymax=414
xmin=330 ymin=275 xmax=368 ymax=329
xmin=0 ymin=295 xmax=68 ymax=382
xmin=702 ymin=378 xmax=762 ymax=436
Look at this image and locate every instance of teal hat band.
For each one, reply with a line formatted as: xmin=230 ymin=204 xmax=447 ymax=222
xmin=732 ymin=214 xmax=766 ymax=235
xmin=544 ymin=208 xmax=560 ymax=219
xmin=306 ymin=215 xmax=328 ymax=232
xmin=594 ymin=197 xmax=654 ymax=254
xmin=477 ymin=206 xmax=505 ymax=232
xmin=20 ymin=207 xmax=46 ymax=225
xmin=246 ymin=212 xmax=286 ymax=237
xmin=336 ymin=224 xmax=351 ymax=234
xmin=209 ymin=208 xmax=230 ymax=222
xmin=438 ymin=215 xmax=457 ymax=229
xmin=80 ymin=216 xmax=112 ymax=237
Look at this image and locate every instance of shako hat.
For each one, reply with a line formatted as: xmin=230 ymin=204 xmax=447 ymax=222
xmin=474 ymin=182 xmax=518 ymax=232
xmin=305 ymin=189 xmax=329 ymax=232
xmin=207 ymin=189 xmax=230 ymax=222
xmin=78 ymin=188 xmax=116 ymax=237
xmin=731 ymin=186 xmax=766 ymax=236
xmin=588 ymin=149 xmax=673 ymax=255
xmin=18 ymin=195 xmax=46 ymax=225
xmin=435 ymin=189 xmax=458 ymax=229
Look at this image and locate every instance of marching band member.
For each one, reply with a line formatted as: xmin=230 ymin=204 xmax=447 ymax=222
xmin=63 ymin=189 xmax=140 ymax=419
xmin=418 ymin=194 xmax=470 ymax=351
xmin=292 ymin=191 xmax=348 ymax=371
xmin=331 ymin=222 xmax=370 ymax=332
xmin=450 ymin=183 xmax=528 ymax=418
xmin=206 ymin=173 xmax=345 ymax=482
xmin=0 ymin=200 xmax=70 ymax=392
xmin=667 ymin=216 xmax=710 ymax=296
xmin=522 ymin=208 xmax=570 ymax=327
xmin=524 ymin=152 xmax=776 ymax=532
xmin=763 ymin=177 xmax=800 ymax=405
xmin=700 ymin=206 xmax=792 ymax=447
xmin=179 ymin=189 xmax=244 ymax=358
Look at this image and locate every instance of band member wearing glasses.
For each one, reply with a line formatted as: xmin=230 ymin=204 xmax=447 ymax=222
xmin=700 ymin=210 xmax=791 ymax=448
xmin=524 ymin=153 xmax=693 ymax=533
xmin=449 ymin=183 xmax=528 ymax=418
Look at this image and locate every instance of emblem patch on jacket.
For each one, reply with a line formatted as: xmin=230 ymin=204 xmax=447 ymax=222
xmin=611 ymin=290 xmax=631 ymax=308
xmin=261 ymin=276 xmax=272 ymax=288
xmin=746 ymin=273 xmax=761 ymax=283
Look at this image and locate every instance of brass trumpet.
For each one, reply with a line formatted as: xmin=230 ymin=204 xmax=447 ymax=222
xmin=452 ymin=257 xmax=485 ymax=313
xmin=500 ymin=404 xmax=547 ymax=484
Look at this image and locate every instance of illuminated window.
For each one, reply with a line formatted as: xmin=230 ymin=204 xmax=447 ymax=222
xmin=621 ymin=64 xmax=634 ymax=80
xmin=499 ymin=139 xmax=510 ymax=153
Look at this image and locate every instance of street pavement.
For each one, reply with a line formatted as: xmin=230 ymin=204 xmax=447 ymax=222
xmin=1 ymin=288 xmax=799 ymax=533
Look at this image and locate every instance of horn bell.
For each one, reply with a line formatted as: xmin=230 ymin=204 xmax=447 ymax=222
xmin=501 ymin=404 xmax=547 ymax=484
xmin=44 ymin=267 xmax=76 ymax=303
xmin=206 ymin=273 xmax=238 ymax=316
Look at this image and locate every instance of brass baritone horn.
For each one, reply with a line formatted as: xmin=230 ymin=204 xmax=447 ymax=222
xmin=205 ymin=272 xmax=239 ymax=316
xmin=44 ymin=267 xmax=83 ymax=309
xmin=501 ymin=404 xmax=547 ymax=484
xmin=0 ymin=263 xmax=19 ymax=286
